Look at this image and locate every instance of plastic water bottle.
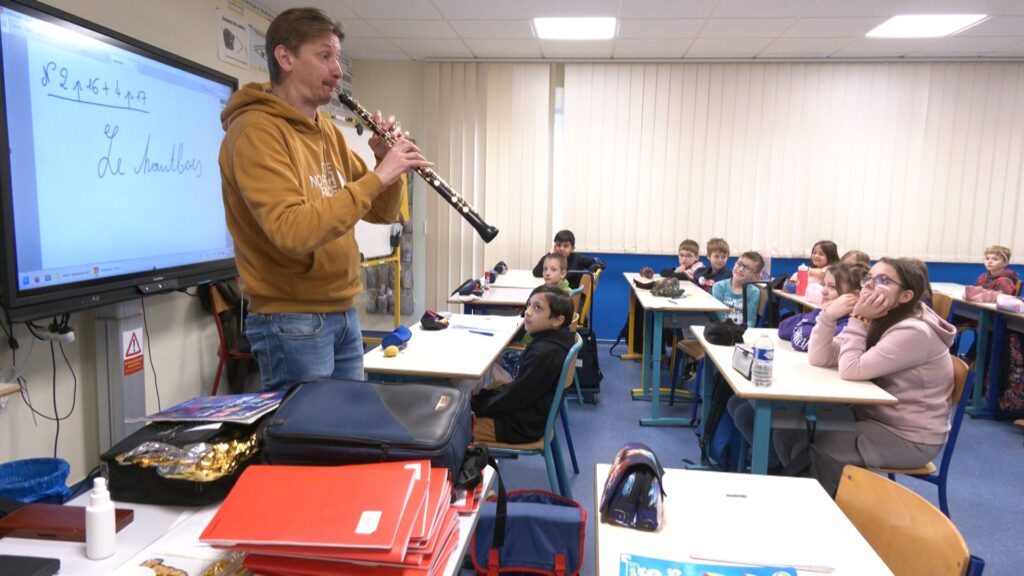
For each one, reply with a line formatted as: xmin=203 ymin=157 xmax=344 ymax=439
xmin=752 ymin=334 xmax=774 ymax=387
xmin=796 ymin=263 xmax=809 ymax=296
xmin=86 ymin=477 xmax=116 ymax=559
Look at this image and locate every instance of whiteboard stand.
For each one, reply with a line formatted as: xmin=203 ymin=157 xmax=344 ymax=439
xmin=94 ymin=301 xmax=146 ymax=452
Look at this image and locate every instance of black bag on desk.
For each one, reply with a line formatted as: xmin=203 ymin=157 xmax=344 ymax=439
xmin=262 ymin=379 xmax=472 ymax=479
xmin=100 ymin=419 xmax=264 ymax=506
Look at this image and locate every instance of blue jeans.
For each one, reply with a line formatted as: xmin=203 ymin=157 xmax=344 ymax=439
xmin=244 ymin=308 xmax=364 ymax=392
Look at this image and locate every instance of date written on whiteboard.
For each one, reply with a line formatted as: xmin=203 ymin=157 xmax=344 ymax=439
xmin=42 ymin=61 xmax=149 ymax=113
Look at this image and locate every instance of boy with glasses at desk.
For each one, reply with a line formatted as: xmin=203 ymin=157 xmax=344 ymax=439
xmin=711 ymin=251 xmax=764 ymax=327
xmin=775 ymin=258 xmax=956 ymax=496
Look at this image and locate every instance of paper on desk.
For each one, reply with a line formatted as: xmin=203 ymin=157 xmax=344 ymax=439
xmin=122 ymin=505 xmax=242 ymax=576
xmin=449 ymin=315 xmax=515 ymax=331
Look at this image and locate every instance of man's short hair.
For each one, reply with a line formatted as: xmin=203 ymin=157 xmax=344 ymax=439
xmin=553 ymin=229 xmax=576 ymax=247
xmin=678 ymin=239 xmax=700 ymax=255
xmin=529 ymin=285 xmax=573 ymax=329
xmin=739 ymin=251 xmax=765 ymax=273
xmin=706 ymin=237 xmax=730 ymax=256
xmin=544 ymin=253 xmax=568 ymax=271
xmin=266 ymin=8 xmax=345 ymax=84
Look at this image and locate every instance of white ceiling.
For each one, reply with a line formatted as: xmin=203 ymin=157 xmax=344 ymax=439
xmin=261 ymin=0 xmax=1024 ymax=61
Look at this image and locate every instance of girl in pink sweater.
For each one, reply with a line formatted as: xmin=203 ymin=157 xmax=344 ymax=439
xmin=773 ymin=257 xmax=956 ymax=496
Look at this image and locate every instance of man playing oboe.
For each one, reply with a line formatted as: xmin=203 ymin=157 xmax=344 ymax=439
xmin=219 ymin=7 xmax=430 ymax=391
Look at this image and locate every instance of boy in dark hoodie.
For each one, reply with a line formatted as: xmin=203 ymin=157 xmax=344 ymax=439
xmin=976 ymin=245 xmax=1019 ymax=295
xmin=472 ymin=286 xmax=575 ymax=444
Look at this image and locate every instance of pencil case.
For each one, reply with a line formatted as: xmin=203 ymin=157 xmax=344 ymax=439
xmin=262 ymin=379 xmax=472 ymax=480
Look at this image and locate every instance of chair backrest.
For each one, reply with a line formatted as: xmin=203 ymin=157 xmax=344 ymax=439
xmin=933 ymin=292 xmax=954 ymax=321
xmin=209 ymin=283 xmax=231 ymax=341
xmin=1015 ymin=279 xmax=1022 ymax=296
xmin=543 ymin=334 xmax=584 ymax=441
xmin=940 ymin=356 xmax=973 ymax=474
xmin=835 ymin=465 xmax=971 ymax=576
xmin=578 ymin=272 xmax=595 ymax=326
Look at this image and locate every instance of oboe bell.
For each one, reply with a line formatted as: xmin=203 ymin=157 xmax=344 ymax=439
xmin=335 ymin=92 xmax=498 ymax=244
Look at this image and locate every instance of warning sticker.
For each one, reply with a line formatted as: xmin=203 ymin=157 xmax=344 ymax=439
xmin=123 ymin=328 xmax=144 ymax=377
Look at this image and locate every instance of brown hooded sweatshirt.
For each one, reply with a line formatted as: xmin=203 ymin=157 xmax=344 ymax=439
xmin=220 ymin=82 xmax=404 ymax=313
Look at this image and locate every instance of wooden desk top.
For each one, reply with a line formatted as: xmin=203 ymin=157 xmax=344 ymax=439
xmin=931 ymin=282 xmax=1024 ymax=321
xmin=447 ymin=286 xmax=535 ymax=307
xmin=623 ymin=272 xmax=728 ymax=313
xmin=490 ymin=269 xmax=544 ymax=289
xmin=692 ymin=326 xmax=896 ymax=405
xmin=775 ymin=290 xmax=821 ymax=310
xmin=594 ymin=464 xmax=890 ymax=575
xmin=364 ymin=314 xmax=523 ymax=380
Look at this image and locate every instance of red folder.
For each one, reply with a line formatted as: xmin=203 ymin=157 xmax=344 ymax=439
xmin=409 ymin=468 xmax=451 ymax=549
xmin=243 ymin=521 xmax=461 ymax=576
xmin=220 ymin=462 xmax=432 ymax=563
xmin=200 ymin=462 xmax=417 ymax=549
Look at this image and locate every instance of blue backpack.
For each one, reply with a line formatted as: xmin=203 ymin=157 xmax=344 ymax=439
xmin=696 ymin=374 xmax=744 ymax=471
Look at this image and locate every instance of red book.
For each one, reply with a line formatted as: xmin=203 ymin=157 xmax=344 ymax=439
xmin=200 ymin=462 xmax=418 ymax=549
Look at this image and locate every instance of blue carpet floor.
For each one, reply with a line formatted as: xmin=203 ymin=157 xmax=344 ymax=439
xmin=471 ymin=341 xmax=1023 ymax=575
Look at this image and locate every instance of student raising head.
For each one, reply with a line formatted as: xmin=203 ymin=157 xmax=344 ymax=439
xmin=779 ymin=262 xmax=867 ymax=352
xmin=977 ymin=244 xmax=1018 ymax=295
xmin=471 ymin=285 xmax=575 ymax=444
xmin=711 ymin=250 xmax=764 ymax=327
xmin=693 ymin=237 xmax=732 ymax=291
xmin=542 ymin=253 xmax=572 ymax=294
xmin=661 ymin=239 xmax=705 ymax=281
xmin=532 ymin=229 xmax=605 ymax=288
xmin=775 ymin=257 xmax=956 ymax=496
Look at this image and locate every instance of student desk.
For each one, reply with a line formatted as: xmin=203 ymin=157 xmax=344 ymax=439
xmin=594 ymin=464 xmax=891 ymax=575
xmin=490 ymin=268 xmax=544 ymax=289
xmin=364 ymin=314 xmax=523 ymax=382
xmin=448 ymin=286 xmax=534 ymax=314
xmin=933 ymin=280 xmax=995 ymax=414
xmin=774 ymin=290 xmax=821 ymax=311
xmin=692 ymin=326 xmax=896 ymax=474
xmin=624 ymin=273 xmax=728 ymax=426
xmin=0 ymin=468 xmax=496 ymax=576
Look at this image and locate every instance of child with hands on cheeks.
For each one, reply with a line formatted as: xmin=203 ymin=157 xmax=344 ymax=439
xmin=779 ymin=262 xmax=867 ymax=352
xmin=774 ymin=258 xmax=956 ymax=496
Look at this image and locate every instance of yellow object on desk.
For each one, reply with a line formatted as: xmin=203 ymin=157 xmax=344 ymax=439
xmin=384 ymin=345 xmax=400 ymax=357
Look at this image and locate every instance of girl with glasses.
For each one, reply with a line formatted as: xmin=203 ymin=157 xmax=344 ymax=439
xmin=774 ymin=257 xmax=956 ymax=496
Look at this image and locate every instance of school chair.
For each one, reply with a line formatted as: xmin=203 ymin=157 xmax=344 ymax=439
xmin=835 ymin=465 xmax=984 ymax=576
xmin=209 ymin=282 xmax=257 ymax=396
xmin=481 ymin=333 xmax=583 ymax=498
xmin=877 ymin=355 xmax=972 ymax=518
xmin=560 ymin=313 xmax=583 ymax=473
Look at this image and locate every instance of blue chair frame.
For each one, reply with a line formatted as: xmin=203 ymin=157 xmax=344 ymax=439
xmin=881 ymin=355 xmax=973 ymax=518
xmin=484 ymin=334 xmax=583 ymax=498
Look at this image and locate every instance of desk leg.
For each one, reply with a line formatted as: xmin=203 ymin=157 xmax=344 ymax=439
xmin=622 ymin=289 xmax=643 ymax=361
xmin=987 ymin=314 xmax=1008 ymax=417
xmin=632 ymin=309 xmax=656 ymax=401
xmin=968 ymin=310 xmax=993 ymax=418
xmin=694 ymin=358 xmax=717 ymax=469
xmin=750 ymin=399 xmax=772 ymax=474
xmin=640 ymin=312 xmax=691 ymax=427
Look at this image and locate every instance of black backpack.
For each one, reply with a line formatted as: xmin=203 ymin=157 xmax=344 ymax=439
xmin=573 ymin=325 xmax=602 ymax=404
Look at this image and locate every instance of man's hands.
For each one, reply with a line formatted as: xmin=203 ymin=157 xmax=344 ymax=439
xmin=370 ymin=110 xmax=431 ymax=186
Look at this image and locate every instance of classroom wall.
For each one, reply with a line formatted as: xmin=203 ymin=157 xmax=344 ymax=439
xmin=587 ymin=252 xmax=1024 ymax=341
xmin=0 ymin=0 xmax=269 ymax=483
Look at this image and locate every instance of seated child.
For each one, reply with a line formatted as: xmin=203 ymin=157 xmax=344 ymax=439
xmin=542 ymin=253 xmax=572 ymax=294
xmin=841 ymin=249 xmax=870 ymax=266
xmin=792 ymin=240 xmax=840 ymax=284
xmin=779 ymin=262 xmax=867 ymax=352
xmin=977 ymin=245 xmax=1018 ymax=295
xmin=774 ymin=258 xmax=955 ymax=496
xmin=711 ymin=251 xmax=764 ymax=327
xmin=472 ymin=286 xmax=575 ymax=444
xmin=693 ymin=237 xmax=732 ymax=292
xmin=661 ymin=239 xmax=705 ymax=280
xmin=532 ymin=229 xmax=605 ymax=288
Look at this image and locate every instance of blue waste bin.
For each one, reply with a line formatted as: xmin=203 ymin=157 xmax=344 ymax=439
xmin=0 ymin=458 xmax=71 ymax=503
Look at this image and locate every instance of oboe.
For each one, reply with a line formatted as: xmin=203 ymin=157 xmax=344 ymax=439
xmin=336 ymin=92 xmax=499 ymax=243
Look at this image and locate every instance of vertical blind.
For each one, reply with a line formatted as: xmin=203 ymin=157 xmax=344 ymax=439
xmin=423 ymin=63 xmax=552 ymax=310
xmin=561 ymin=62 xmax=1024 ymax=263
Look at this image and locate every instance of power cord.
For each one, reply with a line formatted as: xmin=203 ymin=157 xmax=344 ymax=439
xmin=140 ymin=298 xmax=161 ymax=411
xmin=15 ymin=317 xmax=77 ymax=457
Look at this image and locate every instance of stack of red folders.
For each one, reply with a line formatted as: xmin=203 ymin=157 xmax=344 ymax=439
xmin=199 ymin=461 xmax=459 ymax=576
